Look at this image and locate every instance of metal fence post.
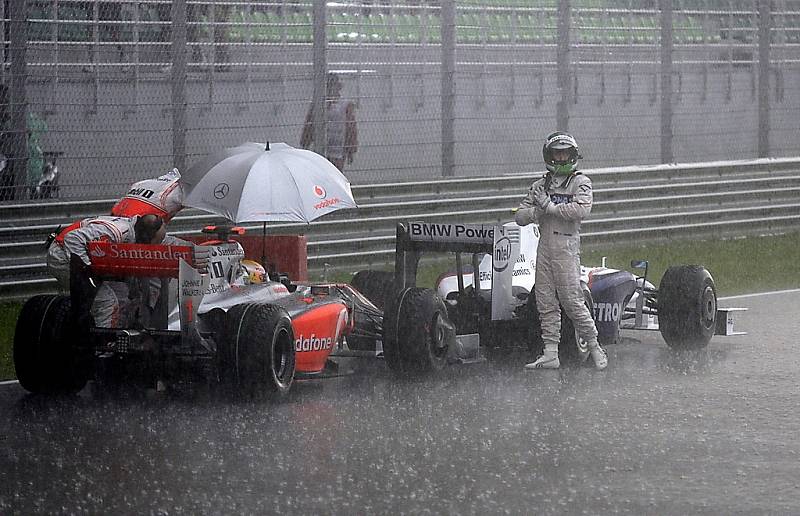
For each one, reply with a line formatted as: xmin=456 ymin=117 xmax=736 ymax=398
xmin=171 ymin=0 xmax=187 ymax=173
xmin=7 ymin=0 xmax=28 ymax=201
xmin=660 ymin=0 xmax=673 ymax=164
xmin=312 ymin=0 xmax=328 ymax=158
xmin=441 ymin=0 xmax=456 ymax=177
xmin=556 ymin=0 xmax=571 ymax=131
xmin=757 ymin=0 xmax=771 ymax=157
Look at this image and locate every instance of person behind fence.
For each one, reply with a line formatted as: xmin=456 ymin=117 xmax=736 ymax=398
xmin=0 ymin=84 xmax=12 ymax=201
xmin=514 ymin=131 xmax=608 ymax=371
xmin=111 ymin=168 xmax=184 ymax=222
xmin=300 ymin=73 xmax=358 ymax=172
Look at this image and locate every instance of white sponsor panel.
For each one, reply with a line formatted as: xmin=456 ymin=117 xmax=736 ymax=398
xmin=203 ymin=243 xmax=245 ymax=296
xmin=491 ymin=225 xmax=520 ymax=321
xmin=436 ymin=222 xmax=539 ymax=300
xmin=408 ymin=221 xmax=495 ymax=244
xmin=178 ymin=259 xmax=211 ymax=336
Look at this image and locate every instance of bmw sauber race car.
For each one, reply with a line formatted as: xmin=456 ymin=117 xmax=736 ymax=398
xmin=13 ymin=227 xmax=382 ymax=398
xmin=378 ymin=220 xmax=745 ymax=374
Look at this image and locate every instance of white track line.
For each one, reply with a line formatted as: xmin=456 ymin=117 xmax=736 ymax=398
xmin=720 ymin=288 xmax=800 ymax=301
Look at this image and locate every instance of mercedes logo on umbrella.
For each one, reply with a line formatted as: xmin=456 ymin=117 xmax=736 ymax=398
xmin=213 ymin=183 xmax=230 ymax=199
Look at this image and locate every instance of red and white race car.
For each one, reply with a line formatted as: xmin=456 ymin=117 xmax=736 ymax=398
xmin=13 ymin=227 xmax=382 ymax=398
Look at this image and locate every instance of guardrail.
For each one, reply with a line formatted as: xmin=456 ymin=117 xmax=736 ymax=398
xmin=1 ymin=157 xmax=799 ymax=302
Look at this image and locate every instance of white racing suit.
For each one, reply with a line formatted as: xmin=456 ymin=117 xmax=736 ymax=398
xmin=514 ymin=172 xmax=599 ymax=353
xmin=110 ymin=168 xmax=184 ymax=222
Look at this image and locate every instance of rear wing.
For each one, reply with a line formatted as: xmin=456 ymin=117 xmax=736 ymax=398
xmin=87 ymin=241 xmax=194 ymax=278
xmin=394 ymin=221 xmax=496 ymax=290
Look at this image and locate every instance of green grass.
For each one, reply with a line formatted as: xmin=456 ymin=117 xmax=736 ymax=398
xmin=0 ymin=303 xmax=19 ymax=381
xmin=2 ymin=232 xmax=798 ymax=381
xmin=581 ymin=232 xmax=800 ymax=296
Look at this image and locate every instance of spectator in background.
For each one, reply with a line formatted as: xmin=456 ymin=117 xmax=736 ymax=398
xmin=300 ymin=73 xmax=358 ymax=172
xmin=0 ymin=85 xmax=48 ymax=201
xmin=111 ymin=168 xmax=185 ymax=222
xmin=0 ymin=83 xmax=13 ymax=201
xmin=25 ymin=111 xmax=47 ymax=196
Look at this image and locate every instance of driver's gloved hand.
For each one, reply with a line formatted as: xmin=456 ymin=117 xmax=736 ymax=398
xmin=533 ymin=185 xmax=551 ymax=210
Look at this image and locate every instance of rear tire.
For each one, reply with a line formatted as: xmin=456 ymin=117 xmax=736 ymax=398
xmin=221 ymin=303 xmax=296 ymax=399
xmin=382 ymin=287 xmax=455 ymax=375
xmin=658 ymin=265 xmax=717 ymax=349
xmin=350 ymin=270 xmax=394 ymax=310
xmin=13 ymin=294 xmax=89 ymax=395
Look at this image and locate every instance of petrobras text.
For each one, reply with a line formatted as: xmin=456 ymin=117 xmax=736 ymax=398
xmin=594 ymin=302 xmax=623 ymax=322
xmin=295 ymin=333 xmax=334 ymax=352
xmin=408 ymin=222 xmax=494 ymax=244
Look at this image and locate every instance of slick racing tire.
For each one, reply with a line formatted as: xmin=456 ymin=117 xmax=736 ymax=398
xmin=13 ymin=294 xmax=89 ymax=395
xmin=658 ymin=265 xmax=717 ymax=349
xmin=350 ymin=270 xmax=394 ymax=310
xmin=383 ymin=287 xmax=455 ymax=375
xmin=222 ymin=303 xmax=296 ymax=399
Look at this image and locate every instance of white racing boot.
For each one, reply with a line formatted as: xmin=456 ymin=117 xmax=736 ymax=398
xmin=525 ymin=344 xmax=560 ymax=370
xmin=587 ymin=341 xmax=608 ymax=370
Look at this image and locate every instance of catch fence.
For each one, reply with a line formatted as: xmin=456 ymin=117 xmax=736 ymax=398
xmin=0 ymin=0 xmax=798 ymax=202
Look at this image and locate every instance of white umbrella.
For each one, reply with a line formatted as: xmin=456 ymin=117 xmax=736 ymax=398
xmin=181 ymin=142 xmax=357 ymax=224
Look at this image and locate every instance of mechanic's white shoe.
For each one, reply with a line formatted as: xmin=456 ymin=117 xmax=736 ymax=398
xmin=525 ymin=351 xmax=560 ymax=370
xmin=588 ymin=342 xmax=608 ymax=370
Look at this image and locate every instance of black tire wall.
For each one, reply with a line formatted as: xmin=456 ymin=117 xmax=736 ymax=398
xmin=13 ymin=294 xmax=88 ymax=394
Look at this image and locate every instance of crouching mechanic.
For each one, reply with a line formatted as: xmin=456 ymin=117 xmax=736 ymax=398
xmin=514 ymin=132 xmax=608 ymax=371
xmin=47 ymin=214 xmax=206 ymax=328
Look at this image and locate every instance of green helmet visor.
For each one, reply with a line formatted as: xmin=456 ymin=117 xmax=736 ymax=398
xmin=550 ymin=162 xmax=577 ymax=176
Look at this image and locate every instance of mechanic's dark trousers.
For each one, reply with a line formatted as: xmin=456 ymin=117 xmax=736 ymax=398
xmin=535 ymin=234 xmax=598 ymax=350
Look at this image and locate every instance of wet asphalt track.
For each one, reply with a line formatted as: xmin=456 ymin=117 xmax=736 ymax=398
xmin=1 ymin=291 xmax=799 ymax=515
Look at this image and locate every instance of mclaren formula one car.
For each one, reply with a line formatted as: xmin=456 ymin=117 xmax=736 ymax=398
xmin=13 ymin=227 xmax=382 ymax=398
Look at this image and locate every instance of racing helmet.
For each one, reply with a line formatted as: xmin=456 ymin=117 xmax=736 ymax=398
xmin=240 ymin=259 xmax=266 ymax=284
xmin=542 ymin=132 xmax=582 ymax=176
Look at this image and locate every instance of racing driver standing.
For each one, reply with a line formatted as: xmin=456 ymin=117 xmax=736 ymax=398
xmin=514 ymin=132 xmax=608 ymax=371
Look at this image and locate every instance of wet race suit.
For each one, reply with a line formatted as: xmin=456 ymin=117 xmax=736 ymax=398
xmin=47 ymin=216 xmax=138 ymax=328
xmin=515 ymin=172 xmax=606 ymax=369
